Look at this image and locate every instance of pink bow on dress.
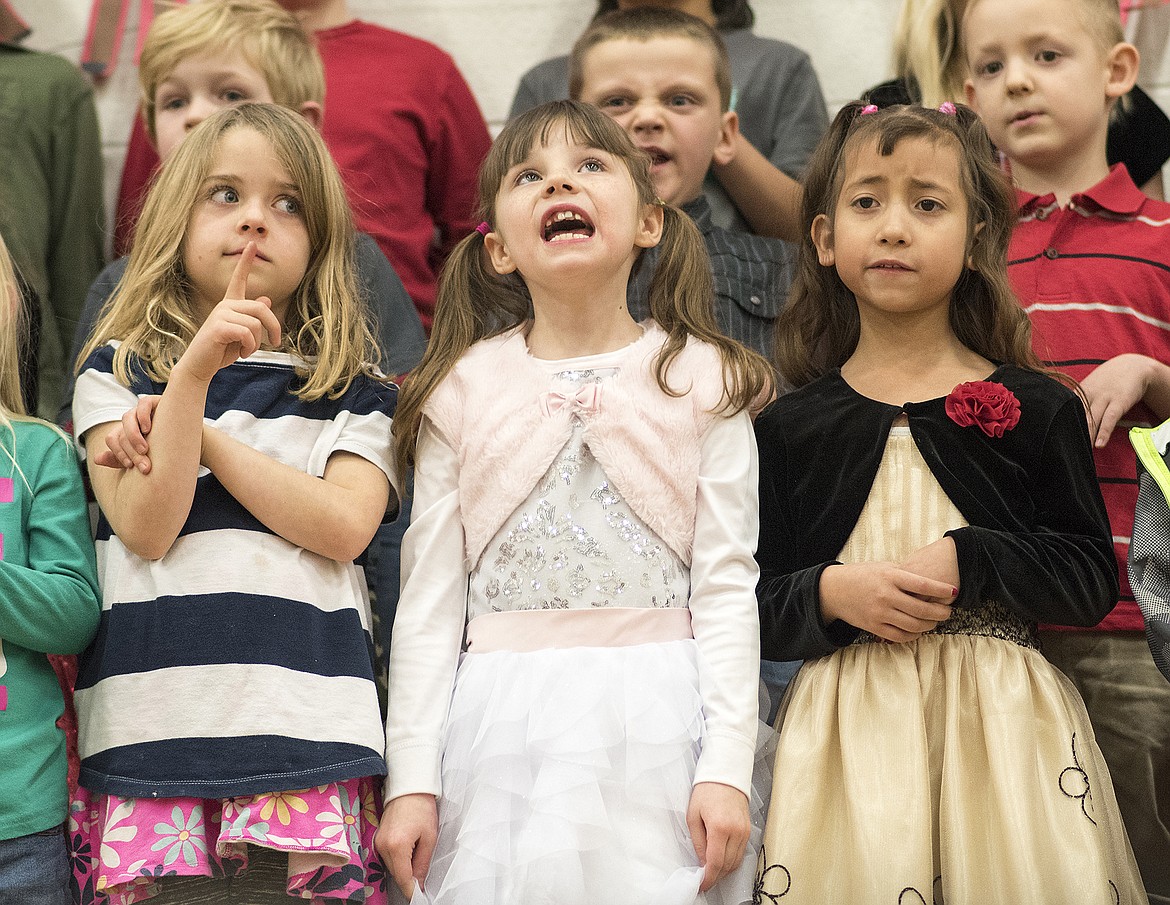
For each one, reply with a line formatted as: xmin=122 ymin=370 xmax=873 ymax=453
xmin=540 ymin=384 xmax=602 ymax=417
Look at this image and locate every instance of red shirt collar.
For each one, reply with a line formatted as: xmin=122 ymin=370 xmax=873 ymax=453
xmin=1015 ymin=163 xmax=1147 ymax=217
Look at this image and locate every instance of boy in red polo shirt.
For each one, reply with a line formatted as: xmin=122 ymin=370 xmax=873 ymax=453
xmin=965 ymin=0 xmax=1170 ymax=899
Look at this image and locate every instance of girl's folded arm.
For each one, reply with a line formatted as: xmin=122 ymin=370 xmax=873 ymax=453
xmin=754 ymin=415 xmax=858 ymax=660
xmin=199 ymin=424 xmax=391 ymax=563
xmin=83 ymin=366 xmax=210 ymax=560
xmin=0 ymin=434 xmax=101 ymax=654
xmin=945 ymin=394 xmax=1120 ymax=625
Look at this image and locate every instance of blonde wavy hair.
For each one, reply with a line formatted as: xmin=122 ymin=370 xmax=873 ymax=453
xmin=139 ymin=0 xmax=325 ymax=140
xmin=79 ymin=103 xmax=379 ymax=401
xmin=893 ymin=0 xmax=970 ymax=107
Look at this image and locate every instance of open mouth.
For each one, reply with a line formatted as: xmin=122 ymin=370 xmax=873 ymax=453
xmin=543 ymin=208 xmax=595 ymax=242
xmin=641 ymin=146 xmax=672 ymax=167
xmin=869 ymin=261 xmax=912 ymax=272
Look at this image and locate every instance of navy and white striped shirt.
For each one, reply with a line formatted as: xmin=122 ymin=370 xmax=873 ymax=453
xmin=72 ymin=343 xmax=396 ymax=798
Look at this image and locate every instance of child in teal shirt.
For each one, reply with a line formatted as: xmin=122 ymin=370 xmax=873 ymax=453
xmin=0 ymin=232 xmax=100 ymax=904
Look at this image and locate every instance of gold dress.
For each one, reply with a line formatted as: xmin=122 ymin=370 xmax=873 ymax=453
xmin=755 ymin=426 xmax=1144 ymax=905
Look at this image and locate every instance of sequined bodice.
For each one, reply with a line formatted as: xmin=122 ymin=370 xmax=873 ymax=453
xmin=467 ymin=366 xmax=689 ymax=620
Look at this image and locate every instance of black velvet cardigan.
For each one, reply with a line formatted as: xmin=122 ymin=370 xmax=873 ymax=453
xmin=754 ymin=365 xmax=1118 ymax=662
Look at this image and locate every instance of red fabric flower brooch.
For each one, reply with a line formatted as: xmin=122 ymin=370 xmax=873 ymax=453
xmin=944 ymin=381 xmax=1021 ymax=437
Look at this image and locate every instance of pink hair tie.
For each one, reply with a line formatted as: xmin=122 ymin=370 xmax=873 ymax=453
xmin=475 ymin=222 xmax=491 ymax=236
xmin=860 ymin=104 xmax=879 ymax=115
xmin=938 ymin=102 xmax=957 ymax=115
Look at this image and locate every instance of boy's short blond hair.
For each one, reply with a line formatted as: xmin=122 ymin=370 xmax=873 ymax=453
xmin=963 ymin=0 xmax=1124 ymax=53
xmin=1071 ymin=0 xmax=1126 ymax=50
xmin=139 ymin=0 xmax=326 ymax=140
xmin=569 ymin=8 xmax=732 ymax=112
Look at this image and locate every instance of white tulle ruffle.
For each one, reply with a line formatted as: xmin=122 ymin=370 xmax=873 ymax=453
xmin=413 ymin=638 xmax=771 ymax=905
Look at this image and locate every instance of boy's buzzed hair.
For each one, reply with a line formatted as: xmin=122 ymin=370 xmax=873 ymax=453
xmin=964 ymin=0 xmax=1124 ymax=52
xmin=569 ymin=8 xmax=732 ymax=112
xmin=139 ymin=0 xmax=326 ymax=140
xmin=1073 ymin=0 xmax=1125 ymax=49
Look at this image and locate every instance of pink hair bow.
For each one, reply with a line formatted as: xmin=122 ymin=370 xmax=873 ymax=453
xmin=540 ymin=384 xmax=602 ymax=418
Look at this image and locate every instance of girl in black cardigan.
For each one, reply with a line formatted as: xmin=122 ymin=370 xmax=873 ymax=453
xmin=753 ymin=103 xmax=1143 ymax=904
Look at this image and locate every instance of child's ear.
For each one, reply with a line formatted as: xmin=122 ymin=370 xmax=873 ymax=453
xmin=297 ymin=101 xmax=324 ymax=132
xmin=636 ymin=201 xmax=665 ymax=249
xmin=967 ymin=221 xmax=986 ymax=270
xmin=811 ymin=213 xmax=835 ymax=267
xmin=963 ymin=79 xmax=981 ymax=115
xmin=483 ymin=230 xmax=517 ymax=275
xmin=711 ymin=110 xmax=739 ymax=167
xmin=1104 ymin=42 xmax=1139 ymax=101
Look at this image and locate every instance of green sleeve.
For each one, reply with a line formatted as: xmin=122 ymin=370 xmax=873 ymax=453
xmin=0 ymin=429 xmax=100 ymax=654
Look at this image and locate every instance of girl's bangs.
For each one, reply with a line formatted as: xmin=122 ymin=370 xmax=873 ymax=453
xmin=493 ymin=104 xmax=640 ymax=177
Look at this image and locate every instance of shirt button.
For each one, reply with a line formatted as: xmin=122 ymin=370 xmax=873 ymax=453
xmin=750 ymin=295 xmax=762 ymax=306
xmin=1036 ymin=209 xmax=1048 ymax=220
xmin=1044 ymin=247 xmax=1059 ymax=259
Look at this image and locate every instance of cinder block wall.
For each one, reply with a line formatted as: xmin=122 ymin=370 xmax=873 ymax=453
xmin=15 ymin=0 xmax=1170 ymax=239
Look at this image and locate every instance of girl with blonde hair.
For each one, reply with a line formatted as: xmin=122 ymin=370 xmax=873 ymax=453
xmin=70 ymin=103 xmax=397 ymax=904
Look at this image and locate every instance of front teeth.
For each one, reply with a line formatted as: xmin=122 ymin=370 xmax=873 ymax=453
xmin=545 ymin=210 xmax=582 ymax=229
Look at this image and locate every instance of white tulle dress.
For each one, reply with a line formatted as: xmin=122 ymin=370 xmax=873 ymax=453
xmin=387 ymin=353 xmax=771 ymax=905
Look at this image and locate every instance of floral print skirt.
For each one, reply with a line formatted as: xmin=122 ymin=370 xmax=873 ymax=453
xmin=68 ymin=778 xmax=388 ymax=904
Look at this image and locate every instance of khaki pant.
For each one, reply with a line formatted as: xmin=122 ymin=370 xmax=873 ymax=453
xmin=1042 ymin=630 xmax=1170 ymax=905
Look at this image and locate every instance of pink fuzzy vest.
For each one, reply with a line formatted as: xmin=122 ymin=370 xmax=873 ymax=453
xmin=424 ymin=323 xmax=729 ymax=569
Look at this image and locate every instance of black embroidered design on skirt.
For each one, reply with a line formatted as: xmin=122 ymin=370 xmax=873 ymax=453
xmin=754 ymin=847 xmax=791 ymax=902
xmin=898 ymin=876 xmax=943 ymax=905
xmin=1058 ymin=731 xmax=1097 ymax=825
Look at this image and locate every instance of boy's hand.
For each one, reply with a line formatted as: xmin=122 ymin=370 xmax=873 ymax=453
xmin=1080 ymin=354 xmax=1170 ymax=448
xmin=819 ymin=562 xmax=955 ymax=643
xmin=93 ymin=395 xmax=161 ymax=473
xmin=375 ymin=793 xmax=438 ymax=900
xmin=687 ymin=781 xmax=750 ymax=892
xmin=1081 ymin=354 xmax=1148 ymax=447
xmin=178 ymin=243 xmax=282 ymax=383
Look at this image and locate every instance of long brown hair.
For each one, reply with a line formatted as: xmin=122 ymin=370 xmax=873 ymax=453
xmin=776 ymin=101 xmax=1044 ymax=388
xmin=393 ymin=99 xmax=772 ymax=479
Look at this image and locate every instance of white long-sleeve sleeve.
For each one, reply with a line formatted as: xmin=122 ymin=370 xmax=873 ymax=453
xmin=384 ymin=417 xmax=466 ymax=802
xmin=689 ymin=409 xmax=762 ymax=796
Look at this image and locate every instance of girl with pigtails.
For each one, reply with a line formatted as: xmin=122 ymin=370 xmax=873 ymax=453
xmin=375 ymin=99 xmax=773 ymax=905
